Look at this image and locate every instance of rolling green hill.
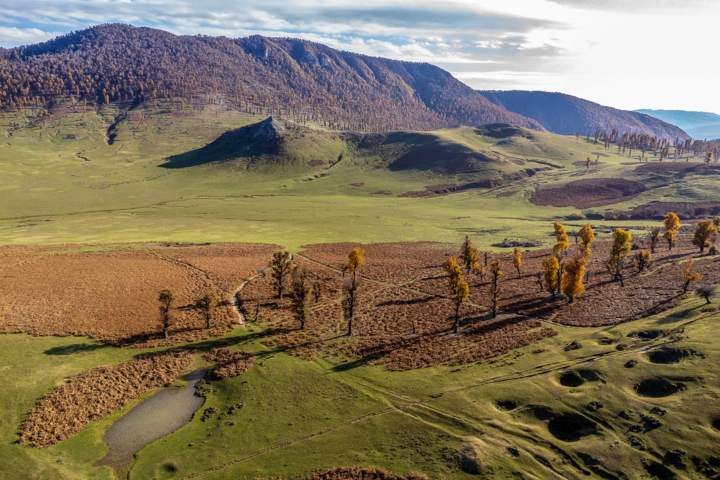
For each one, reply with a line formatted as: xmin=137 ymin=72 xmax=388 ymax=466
xmin=1 ymin=99 xmax=718 ymax=250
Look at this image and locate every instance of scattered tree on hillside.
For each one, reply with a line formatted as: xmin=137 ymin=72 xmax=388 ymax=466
xmin=311 ymin=278 xmax=324 ymax=303
xmin=291 ymin=265 xmax=313 ymax=330
xmin=693 ymin=220 xmax=718 ymax=253
xmin=695 ymin=284 xmax=718 ymax=304
xmin=461 ymin=236 xmax=480 ymax=274
xmin=578 ymin=223 xmax=595 ymax=258
xmin=561 ymin=258 xmax=586 ymax=303
xmin=553 ymin=221 xmax=570 ymax=255
xmin=482 ymin=251 xmax=491 ymax=267
xmin=444 ymin=257 xmax=469 ymax=333
xmin=714 ymin=216 xmax=720 ymax=228
xmin=663 ymin=212 xmax=680 ymax=251
xmin=158 ymin=288 xmax=178 ymax=339
xmin=347 ymin=247 xmax=365 ymax=280
xmin=633 ymin=250 xmax=652 ymax=273
xmin=489 ymin=260 xmax=502 ymax=318
xmin=707 ymin=152 xmax=713 ymax=164
xmin=607 ymin=229 xmax=632 ymax=286
xmin=682 ymin=260 xmax=703 ymax=294
xmin=342 ymin=276 xmax=361 ymax=336
xmin=512 ymin=247 xmax=522 ymax=278
xmin=649 ymin=228 xmax=662 ymax=254
xmin=269 ymin=251 xmax=293 ymax=299
xmin=543 ymin=257 xmax=560 ymax=298
xmin=198 ymin=291 xmax=221 ymax=329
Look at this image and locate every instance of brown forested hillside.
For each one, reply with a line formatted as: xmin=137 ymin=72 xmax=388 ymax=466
xmin=0 ymin=24 xmax=544 ymax=132
xmin=480 ymin=90 xmax=688 ymax=140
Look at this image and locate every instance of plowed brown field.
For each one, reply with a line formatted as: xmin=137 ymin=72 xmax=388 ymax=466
xmin=0 ymin=243 xmax=280 ymax=347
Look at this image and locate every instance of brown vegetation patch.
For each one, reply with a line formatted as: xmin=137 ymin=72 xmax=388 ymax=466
xmin=634 ymin=162 xmax=720 ymax=175
xmin=408 ymin=238 xmax=720 ymax=327
xmin=307 ymin=160 xmax=325 ymax=166
xmin=19 ymin=350 xmax=192 ymax=446
xmin=371 ymin=190 xmax=393 ymax=195
xmin=425 ymin=184 xmax=458 ymax=192
xmin=0 ymin=243 xmax=279 ymax=347
xmin=605 ymin=202 xmax=720 ymax=220
xmin=128 ymin=114 xmax=152 ymax=125
xmin=202 ymin=348 xmax=255 ymax=379
xmin=531 ymin=178 xmax=647 ymax=208
xmin=573 ymin=161 xmax=604 ymax=166
xmin=350 ymin=183 xmax=365 ymax=187
xmin=495 ymin=190 xmax=518 ymax=198
xmin=306 ymin=467 xmax=427 ymax=480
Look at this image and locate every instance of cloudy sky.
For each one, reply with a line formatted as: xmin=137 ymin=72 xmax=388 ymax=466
xmin=1 ymin=0 xmax=718 ymax=113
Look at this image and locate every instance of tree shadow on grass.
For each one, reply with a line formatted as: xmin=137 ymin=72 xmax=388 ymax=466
xmin=44 ymin=343 xmax=109 ymax=355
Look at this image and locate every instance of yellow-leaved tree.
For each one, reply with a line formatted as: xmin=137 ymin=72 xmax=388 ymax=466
xmin=693 ymin=220 xmax=718 ymax=253
xmin=663 ymin=212 xmax=680 ymax=250
xmin=607 ymin=229 xmax=632 ymax=286
xmin=682 ymin=260 xmax=703 ymax=294
xmin=561 ymin=258 xmax=586 ymax=303
xmin=444 ymin=257 xmax=469 ymax=333
xmin=543 ymin=257 xmax=560 ymax=297
xmin=512 ymin=247 xmax=522 ymax=278
xmin=578 ymin=223 xmax=595 ymax=258
xmin=489 ymin=260 xmax=502 ymax=318
xmin=347 ymin=247 xmax=366 ymax=279
xmin=633 ymin=250 xmax=652 ymax=272
xmin=461 ymin=236 xmax=480 ymax=274
xmin=553 ymin=221 xmax=570 ymax=255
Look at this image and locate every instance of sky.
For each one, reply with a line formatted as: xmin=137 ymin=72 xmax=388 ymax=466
xmin=0 ymin=0 xmax=718 ymax=114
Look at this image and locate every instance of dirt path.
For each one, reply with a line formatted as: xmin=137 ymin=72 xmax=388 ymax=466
xmin=231 ymin=276 xmax=258 ymax=327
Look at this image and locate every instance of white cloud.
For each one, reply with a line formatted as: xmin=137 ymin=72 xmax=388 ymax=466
xmin=0 ymin=26 xmax=64 ymax=46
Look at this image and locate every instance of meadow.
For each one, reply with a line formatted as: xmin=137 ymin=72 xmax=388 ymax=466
xmin=2 ymin=101 xmax=720 ymax=479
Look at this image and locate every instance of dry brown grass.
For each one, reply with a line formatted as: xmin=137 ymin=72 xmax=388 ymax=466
xmin=18 ymin=350 xmax=193 ymax=446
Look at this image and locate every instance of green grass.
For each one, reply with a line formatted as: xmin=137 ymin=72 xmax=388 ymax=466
xmin=3 ymin=103 xmax=720 ymax=479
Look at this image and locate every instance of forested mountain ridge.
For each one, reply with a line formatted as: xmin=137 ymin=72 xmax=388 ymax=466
xmin=635 ymin=109 xmax=720 ymax=140
xmin=479 ymin=90 xmax=689 ymax=140
xmin=0 ymin=24 xmax=545 ymax=132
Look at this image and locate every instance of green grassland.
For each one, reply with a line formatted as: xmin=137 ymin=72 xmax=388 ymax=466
xmin=2 ymin=102 xmax=720 ymax=479
xmin=3 ymin=295 xmax=720 ymax=479
xmin=1 ymin=101 xmax=714 ymax=250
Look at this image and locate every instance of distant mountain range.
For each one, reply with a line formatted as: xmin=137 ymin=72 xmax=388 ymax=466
xmin=0 ymin=24 xmax=544 ymax=132
xmin=479 ymin=90 xmax=689 ymax=140
xmin=634 ymin=110 xmax=720 ymax=140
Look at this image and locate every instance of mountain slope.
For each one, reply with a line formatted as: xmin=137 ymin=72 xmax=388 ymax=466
xmin=479 ymin=90 xmax=688 ymax=139
xmin=635 ymin=109 xmax=720 ymax=140
xmin=0 ymin=24 xmax=544 ymax=133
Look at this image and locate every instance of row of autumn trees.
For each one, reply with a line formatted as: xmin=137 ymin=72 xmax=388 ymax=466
xmin=151 ymin=214 xmax=719 ymax=339
xmin=444 ymin=214 xmax=720 ymax=332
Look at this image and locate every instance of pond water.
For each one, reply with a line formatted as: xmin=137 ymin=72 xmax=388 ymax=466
xmin=96 ymin=369 xmax=206 ymax=471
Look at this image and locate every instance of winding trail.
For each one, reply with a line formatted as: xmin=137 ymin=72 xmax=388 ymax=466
xmin=231 ymin=276 xmax=258 ymax=327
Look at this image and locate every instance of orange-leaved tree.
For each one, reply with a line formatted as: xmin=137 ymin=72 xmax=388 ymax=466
xmin=347 ymin=247 xmax=365 ymax=280
xmin=489 ymin=260 xmax=502 ymax=318
xmin=461 ymin=236 xmax=480 ymax=274
xmin=512 ymin=247 xmax=522 ymax=278
xmin=693 ymin=220 xmax=718 ymax=253
xmin=607 ymin=229 xmax=632 ymax=286
xmin=633 ymin=250 xmax=652 ymax=272
xmin=543 ymin=257 xmax=560 ymax=297
xmin=682 ymin=260 xmax=703 ymax=294
xmin=578 ymin=223 xmax=595 ymax=258
xmin=444 ymin=257 xmax=469 ymax=333
xmin=663 ymin=212 xmax=680 ymax=251
xmin=553 ymin=221 xmax=570 ymax=255
xmin=561 ymin=258 xmax=586 ymax=303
